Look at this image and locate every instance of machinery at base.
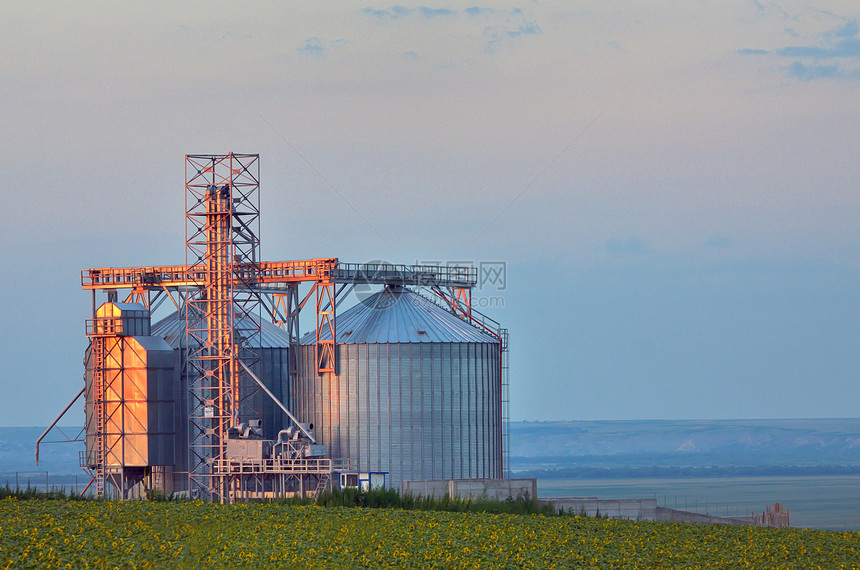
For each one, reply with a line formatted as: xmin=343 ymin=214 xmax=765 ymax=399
xmin=225 ymin=421 xmax=325 ymax=464
xmin=215 ymin=420 xmax=343 ymax=501
xmin=220 ymin=420 xmax=386 ymax=499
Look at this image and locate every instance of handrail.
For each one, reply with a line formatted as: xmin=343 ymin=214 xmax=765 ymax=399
xmin=211 ymin=456 xmax=358 ymax=475
xmin=85 ymin=317 xmax=124 ymax=337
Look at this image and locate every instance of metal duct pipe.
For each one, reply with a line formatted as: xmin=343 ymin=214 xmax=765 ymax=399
xmin=239 ymin=361 xmax=316 ymax=444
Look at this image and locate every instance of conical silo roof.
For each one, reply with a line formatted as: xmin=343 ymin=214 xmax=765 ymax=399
xmin=151 ymin=310 xmax=291 ymax=348
xmin=300 ymin=285 xmax=498 ymax=344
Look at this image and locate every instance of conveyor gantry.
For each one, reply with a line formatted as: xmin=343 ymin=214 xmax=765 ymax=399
xmin=81 ymin=260 xmax=478 ymax=290
xmin=82 ymin=259 xmax=478 ymax=376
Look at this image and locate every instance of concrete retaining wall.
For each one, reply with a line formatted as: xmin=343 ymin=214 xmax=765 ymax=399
xmin=537 ymin=500 xmax=758 ymax=526
xmin=403 ymin=478 xmax=537 ymax=501
xmin=656 ymin=507 xmax=754 ymax=526
xmin=403 ymin=480 xmax=767 ymax=528
xmin=539 ymin=498 xmax=658 ymax=521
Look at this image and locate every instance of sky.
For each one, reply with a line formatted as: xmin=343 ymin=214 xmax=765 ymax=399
xmin=1 ymin=1 xmax=859 ymax=425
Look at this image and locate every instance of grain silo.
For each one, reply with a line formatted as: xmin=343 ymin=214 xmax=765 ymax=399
xmin=39 ymin=154 xmax=510 ymax=502
xmin=295 ymin=285 xmax=502 ymax=489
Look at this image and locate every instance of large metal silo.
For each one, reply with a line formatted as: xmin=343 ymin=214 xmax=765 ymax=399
xmin=296 ymin=285 xmax=502 ymax=489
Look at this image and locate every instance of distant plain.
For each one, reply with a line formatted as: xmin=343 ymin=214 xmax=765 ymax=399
xmin=511 ymin=419 xmax=860 ymax=530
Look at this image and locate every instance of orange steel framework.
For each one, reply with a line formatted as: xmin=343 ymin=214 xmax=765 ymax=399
xmin=184 ymin=154 xmax=263 ymax=501
xmin=72 ymin=153 xmax=508 ymax=501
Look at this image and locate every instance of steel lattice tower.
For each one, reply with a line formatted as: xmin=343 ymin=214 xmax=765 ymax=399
xmin=184 ymin=154 xmax=262 ymax=501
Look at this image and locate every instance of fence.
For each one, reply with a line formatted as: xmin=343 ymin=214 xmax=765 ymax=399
xmin=1 ymin=472 xmax=87 ymax=496
xmin=654 ymin=493 xmax=790 ymax=525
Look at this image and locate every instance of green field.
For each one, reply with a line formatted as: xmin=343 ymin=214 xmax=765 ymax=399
xmin=1 ymin=498 xmax=858 ymax=568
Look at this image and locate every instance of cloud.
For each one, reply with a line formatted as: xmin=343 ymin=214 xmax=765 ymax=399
xmin=777 ymin=40 xmax=860 ymax=58
xmin=766 ymin=19 xmax=860 ymax=81
xmin=737 ymin=48 xmax=768 ymax=55
xmin=297 ymin=37 xmax=350 ymax=58
xmin=606 ymin=236 xmax=649 ymax=257
xmin=787 ymin=61 xmax=842 ymax=80
xmin=832 ymin=20 xmax=859 ymax=39
xmin=298 ymin=37 xmax=325 ymax=57
xmin=360 ymin=6 xmax=542 ymax=56
xmin=419 ymin=7 xmax=456 ymax=18
xmin=484 ymin=19 xmax=543 ymax=53
xmin=465 ymin=7 xmax=498 ymax=17
xmin=362 ymin=6 xmax=412 ymax=19
xmin=362 ymin=6 xmax=455 ymax=20
xmin=519 ymin=20 xmax=542 ymax=35
xmin=363 ymin=6 xmax=524 ymax=22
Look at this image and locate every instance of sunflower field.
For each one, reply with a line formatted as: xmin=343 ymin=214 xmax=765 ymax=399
xmin=1 ymin=497 xmax=858 ymax=568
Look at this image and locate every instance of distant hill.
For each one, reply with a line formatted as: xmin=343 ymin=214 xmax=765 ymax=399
xmin=3 ymin=419 xmax=860 ymax=479
xmin=0 ymin=427 xmax=84 ymax=476
xmin=510 ymin=419 xmax=860 ymax=474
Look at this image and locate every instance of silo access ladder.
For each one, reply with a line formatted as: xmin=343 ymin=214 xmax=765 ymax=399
xmin=91 ymin=335 xmax=107 ymax=498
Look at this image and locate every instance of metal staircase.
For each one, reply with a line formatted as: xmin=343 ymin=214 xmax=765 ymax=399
xmin=314 ymin=472 xmax=331 ymax=497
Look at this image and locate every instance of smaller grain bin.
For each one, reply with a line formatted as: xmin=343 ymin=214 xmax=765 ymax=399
xmin=295 ymin=285 xmax=502 ymax=489
xmin=84 ymin=303 xmax=176 ymax=470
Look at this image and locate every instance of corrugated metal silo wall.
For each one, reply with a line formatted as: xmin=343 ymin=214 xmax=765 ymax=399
xmin=296 ymin=342 xmax=501 ymax=490
xmin=177 ymin=346 xmax=290 ymax=444
xmin=150 ymin=312 xmax=292 ymax=450
xmin=244 ymin=346 xmax=291 ymax=439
